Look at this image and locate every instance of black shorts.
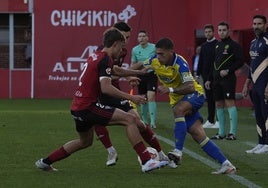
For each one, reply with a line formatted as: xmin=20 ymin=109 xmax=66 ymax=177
xmin=99 ymin=94 xmax=133 ymax=112
xmin=213 ymin=75 xmax=236 ymax=101
xmin=71 ymin=102 xmax=115 ymax=132
xmin=137 ymin=72 xmax=158 ymax=95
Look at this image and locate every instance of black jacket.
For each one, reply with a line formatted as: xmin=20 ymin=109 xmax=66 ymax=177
xmin=197 ymin=38 xmax=218 ymax=82
xmin=208 ymin=37 xmax=244 ymax=82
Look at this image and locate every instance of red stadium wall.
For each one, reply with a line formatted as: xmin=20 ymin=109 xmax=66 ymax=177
xmin=0 ymin=69 xmax=31 ymax=98
xmin=0 ymin=0 xmax=28 ymax=12
xmin=0 ymin=70 xmax=9 ymax=98
xmin=1 ymin=0 xmax=268 ymax=106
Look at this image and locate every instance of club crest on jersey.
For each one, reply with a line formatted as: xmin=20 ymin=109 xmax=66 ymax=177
xmin=223 ymin=45 xmax=229 ymax=54
xmin=182 ymin=72 xmax=193 ymax=82
xmin=106 ymin=68 xmax=112 ymax=75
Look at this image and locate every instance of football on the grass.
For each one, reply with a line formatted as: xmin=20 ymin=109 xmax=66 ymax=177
xmin=138 ymin=147 xmax=159 ymax=165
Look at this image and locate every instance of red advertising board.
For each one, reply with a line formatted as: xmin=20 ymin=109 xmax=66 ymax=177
xmin=34 ymin=0 xmax=155 ymax=98
xmin=0 ymin=0 xmax=29 ymax=12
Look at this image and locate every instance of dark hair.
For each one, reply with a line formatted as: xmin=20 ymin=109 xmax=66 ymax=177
xmin=155 ymin=37 xmax=174 ymax=50
xmin=113 ymin=22 xmax=131 ymax=32
xmin=103 ymin=28 xmax=125 ymax=48
xmin=138 ymin=30 xmax=147 ymax=34
xmin=204 ymin=24 xmax=214 ymax=31
xmin=218 ymin=21 xmax=229 ymax=29
xmin=253 ymin=15 xmax=267 ymax=24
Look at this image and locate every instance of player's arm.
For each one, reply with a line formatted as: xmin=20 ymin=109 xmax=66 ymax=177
xmin=100 ymin=77 xmax=146 ymax=105
xmin=172 ymin=81 xmax=195 ymax=94
xmin=228 ymin=43 xmax=244 ymax=74
xmin=130 ymin=62 xmax=144 ymax=70
xmin=112 ymin=65 xmax=145 ymax=77
xmin=158 ymin=81 xmax=195 ymax=95
xmin=242 ymin=78 xmax=252 ymax=97
xmin=158 ymin=57 xmax=195 ymax=95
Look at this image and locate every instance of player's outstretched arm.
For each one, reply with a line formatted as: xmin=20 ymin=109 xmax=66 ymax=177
xmin=112 ymin=65 xmax=146 ymax=77
xmin=100 ymin=77 xmax=146 ymax=105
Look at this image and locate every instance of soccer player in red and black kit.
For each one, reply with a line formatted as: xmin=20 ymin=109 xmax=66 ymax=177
xmin=94 ymin=22 xmax=176 ymax=168
xmin=35 ymin=28 xmax=168 ymax=173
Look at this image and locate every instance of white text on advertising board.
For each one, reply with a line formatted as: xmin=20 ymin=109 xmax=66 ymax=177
xmin=51 ymin=5 xmax=136 ymax=27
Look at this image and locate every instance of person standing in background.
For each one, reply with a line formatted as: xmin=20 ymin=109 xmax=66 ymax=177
xmin=197 ymin=24 xmax=219 ymax=129
xmin=242 ymin=15 xmax=268 ymax=154
xmin=131 ymin=30 xmax=157 ymax=129
xmin=205 ymin=21 xmax=244 ymax=140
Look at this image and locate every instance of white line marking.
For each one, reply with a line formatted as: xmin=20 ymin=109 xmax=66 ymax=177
xmin=243 ymin=141 xmax=258 ymax=147
xmin=157 ymin=135 xmax=262 ymax=188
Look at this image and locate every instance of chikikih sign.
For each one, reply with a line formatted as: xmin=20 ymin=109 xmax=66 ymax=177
xmin=34 ymin=2 xmax=138 ymax=98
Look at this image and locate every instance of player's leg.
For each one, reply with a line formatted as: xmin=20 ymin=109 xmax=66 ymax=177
xmin=225 ymin=99 xmax=237 ymax=139
xmin=128 ymin=108 xmax=176 ymax=168
xmin=212 ymin=83 xmax=226 ymax=139
xmin=206 ymin=86 xmax=216 ymax=124
xmin=188 ymin=117 xmax=236 ymax=174
xmin=130 ymin=108 xmax=162 ymax=152
xmin=224 ymin=79 xmax=238 ymax=140
xmin=94 ymin=125 xmax=117 ymax=166
xmin=36 ymin=109 xmax=95 ymax=171
xmin=167 ymin=98 xmax=193 ymax=164
xmin=247 ymin=90 xmax=268 ymax=153
xmin=109 ymin=108 xmax=168 ymax=171
xmin=147 ymin=74 xmax=158 ymax=128
xmin=95 ymin=126 xmax=113 ymax=150
xmin=147 ymin=91 xmax=156 ymax=128
xmin=167 ymin=91 xmax=205 ymax=164
xmin=138 ymin=78 xmax=149 ymax=124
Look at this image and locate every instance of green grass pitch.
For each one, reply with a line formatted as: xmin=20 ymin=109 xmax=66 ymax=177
xmin=0 ymin=99 xmax=267 ymax=188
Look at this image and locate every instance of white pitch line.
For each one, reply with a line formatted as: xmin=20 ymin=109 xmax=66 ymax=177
xmin=157 ymin=134 xmax=262 ymax=188
xmin=243 ymin=141 xmax=258 ymax=147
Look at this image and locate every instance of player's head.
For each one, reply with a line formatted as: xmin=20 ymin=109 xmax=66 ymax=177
xmin=204 ymin=24 xmax=214 ymax=40
xmin=217 ymin=21 xmax=229 ymax=39
xmin=113 ymin=22 xmax=131 ymax=44
xmin=137 ymin=30 xmax=149 ymax=45
xmin=103 ymin=28 xmax=125 ymax=59
xmin=155 ymin=37 xmax=174 ymax=65
xmin=253 ymin=15 xmax=267 ymax=36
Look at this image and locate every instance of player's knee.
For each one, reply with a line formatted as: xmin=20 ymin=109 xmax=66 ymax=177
xmin=174 ymin=105 xmax=187 ymax=116
xmin=129 ymin=113 xmax=137 ymax=123
xmin=80 ymin=139 xmax=93 ymax=149
xmin=137 ymin=120 xmax=147 ymax=131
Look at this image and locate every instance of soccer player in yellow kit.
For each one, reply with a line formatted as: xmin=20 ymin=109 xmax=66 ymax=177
xmin=144 ymin=37 xmax=236 ymax=174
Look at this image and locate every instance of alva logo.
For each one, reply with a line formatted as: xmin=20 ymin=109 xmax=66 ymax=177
xmin=51 ymin=45 xmax=129 ymax=74
xmin=52 ymin=45 xmax=98 ymax=73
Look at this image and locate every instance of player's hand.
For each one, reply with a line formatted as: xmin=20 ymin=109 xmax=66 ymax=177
xmin=242 ymin=85 xmax=249 ymax=98
xmin=220 ymin=69 xmax=229 ymax=77
xmin=204 ymin=81 xmax=211 ymax=90
xmin=142 ymin=65 xmax=154 ymax=72
xmin=158 ymin=85 xmax=169 ymax=95
xmin=130 ymin=94 xmax=147 ymax=105
xmin=264 ymin=85 xmax=268 ymax=100
xmin=127 ymin=76 xmax=140 ymax=87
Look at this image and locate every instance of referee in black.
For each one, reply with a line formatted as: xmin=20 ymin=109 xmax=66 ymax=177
xmin=205 ymin=21 xmax=244 ymax=140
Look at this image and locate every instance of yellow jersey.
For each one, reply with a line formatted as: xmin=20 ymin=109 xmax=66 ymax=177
xmin=144 ymin=53 xmax=204 ymax=106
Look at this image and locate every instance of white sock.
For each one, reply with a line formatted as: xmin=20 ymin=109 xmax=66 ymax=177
xmin=107 ymin=146 xmax=116 ymax=154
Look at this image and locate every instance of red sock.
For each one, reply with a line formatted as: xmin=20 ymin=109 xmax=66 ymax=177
xmin=94 ymin=126 xmax=112 ymax=148
xmin=46 ymin=146 xmax=70 ymax=164
xmin=133 ymin=142 xmax=151 ymax=164
xmin=140 ymin=126 xmax=161 ymax=152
